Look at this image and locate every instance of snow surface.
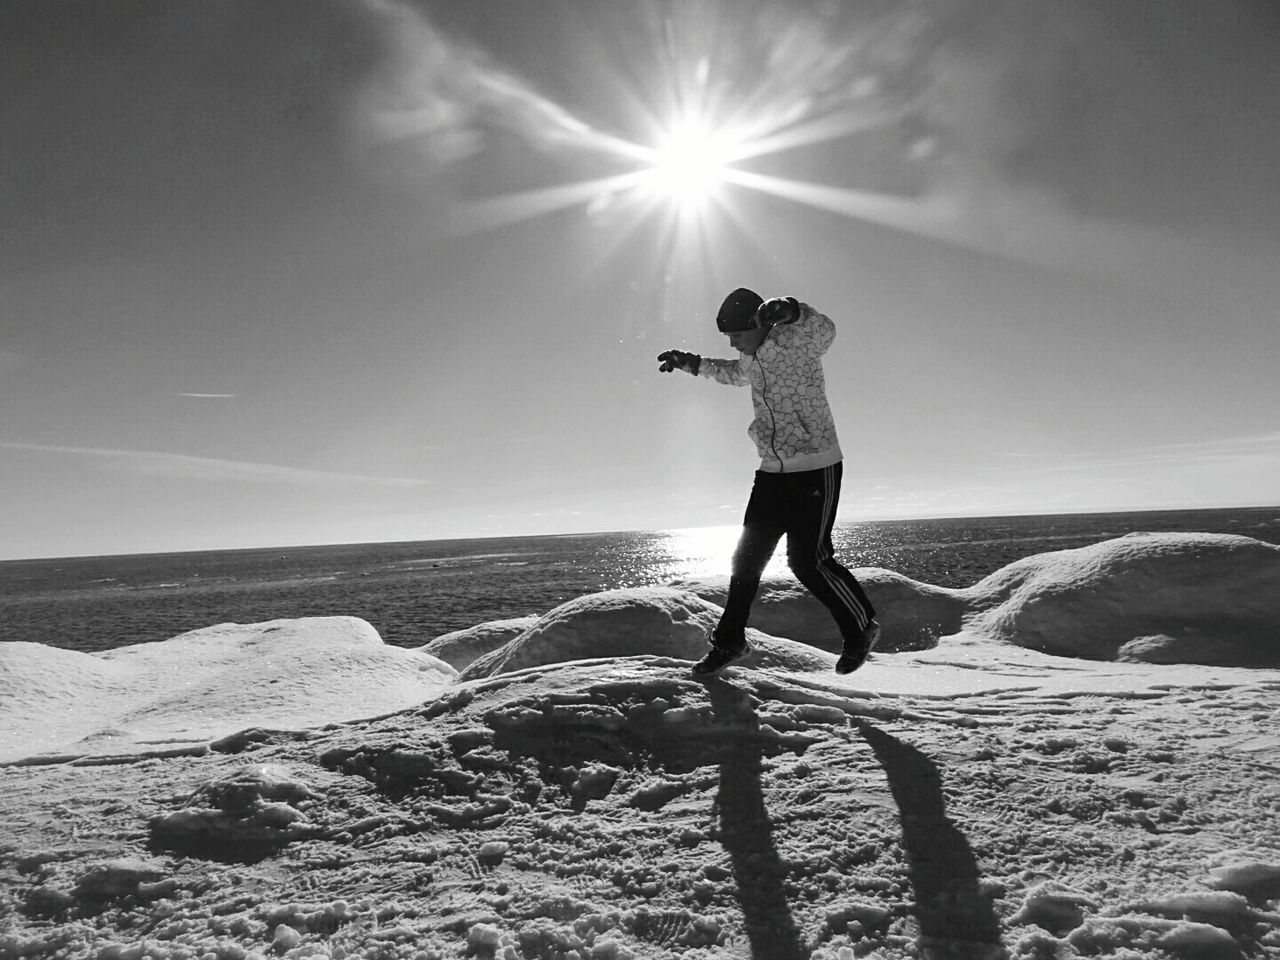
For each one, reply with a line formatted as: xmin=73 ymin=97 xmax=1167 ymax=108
xmin=0 ymin=617 xmax=456 ymax=763
xmin=2 ymin=533 xmax=1279 ymax=960
xmin=960 ymin=533 xmax=1280 ymax=663
xmin=421 ymin=618 xmax=541 ymax=671
xmin=674 ymin=533 xmax=1280 ymax=667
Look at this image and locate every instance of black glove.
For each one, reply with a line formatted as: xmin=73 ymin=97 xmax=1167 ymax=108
xmin=657 ymin=350 xmax=701 ymax=375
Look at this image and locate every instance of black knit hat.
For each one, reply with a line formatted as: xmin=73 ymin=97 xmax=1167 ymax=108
xmin=715 ymin=287 xmax=763 ymax=333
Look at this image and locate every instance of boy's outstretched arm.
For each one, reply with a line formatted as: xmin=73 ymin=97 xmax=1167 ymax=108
xmin=657 ymin=350 xmax=748 ymax=386
xmin=695 ymin=356 xmax=750 ymax=386
xmin=656 ymin=350 xmax=701 ymax=374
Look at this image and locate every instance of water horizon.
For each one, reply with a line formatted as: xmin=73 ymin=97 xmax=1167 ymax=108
xmin=6 ymin=502 xmax=1277 ymax=565
xmin=4 ymin=505 xmax=1278 ymax=655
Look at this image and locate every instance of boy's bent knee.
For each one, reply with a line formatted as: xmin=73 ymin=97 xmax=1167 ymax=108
xmin=787 ymin=558 xmax=819 ymax=581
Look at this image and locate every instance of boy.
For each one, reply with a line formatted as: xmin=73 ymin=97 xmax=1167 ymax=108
xmin=658 ymin=287 xmax=880 ymax=676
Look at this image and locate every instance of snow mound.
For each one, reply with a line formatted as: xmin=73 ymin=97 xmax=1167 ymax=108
xmin=671 ymin=569 xmax=963 ymax=653
xmin=458 ymin=587 xmax=836 ymax=680
xmin=450 ymin=533 xmax=1280 ymax=681
xmin=1207 ymin=860 xmax=1280 ymax=898
xmin=961 ymin=532 xmax=1280 ymax=664
xmin=417 ymin=616 xmax=540 ymax=669
xmin=6 ymin=532 xmax=1277 ymax=765
xmin=0 ymin=617 xmax=456 ymax=764
xmin=150 ymin=763 xmax=324 ymax=862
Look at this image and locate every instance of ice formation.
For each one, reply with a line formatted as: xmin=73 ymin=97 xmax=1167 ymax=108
xmin=960 ymin=532 xmax=1280 ymax=663
xmin=458 ymin=586 xmax=835 ymax=681
xmin=2 ymin=533 xmax=1279 ymax=960
xmin=0 ymin=616 xmax=455 ymax=764
xmin=679 ymin=533 xmax=1280 ymax=667
xmin=418 ymin=616 xmax=540 ymax=670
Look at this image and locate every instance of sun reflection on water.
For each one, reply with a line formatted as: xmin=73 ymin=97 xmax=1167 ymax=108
xmin=656 ymin=525 xmax=789 ymax=581
xmin=599 ymin=524 xmax=878 ymax=589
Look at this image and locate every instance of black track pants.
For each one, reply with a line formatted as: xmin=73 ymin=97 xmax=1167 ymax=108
xmin=716 ymin=463 xmax=876 ymax=643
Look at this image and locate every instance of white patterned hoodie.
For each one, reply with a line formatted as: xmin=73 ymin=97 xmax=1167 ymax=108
xmin=697 ymin=301 xmax=842 ymax=473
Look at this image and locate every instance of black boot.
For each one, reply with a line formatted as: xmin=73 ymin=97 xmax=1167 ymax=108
xmin=692 ymin=628 xmax=751 ymax=676
xmin=836 ymin=620 xmax=880 ymax=674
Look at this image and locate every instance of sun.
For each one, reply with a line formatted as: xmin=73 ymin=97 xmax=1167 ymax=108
xmin=454 ymin=65 xmax=936 ymax=245
xmin=643 ymin=118 xmax=736 ymax=210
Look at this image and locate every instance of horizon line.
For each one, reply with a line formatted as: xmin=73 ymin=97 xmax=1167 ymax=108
xmin=3 ymin=501 xmax=1276 ymax=564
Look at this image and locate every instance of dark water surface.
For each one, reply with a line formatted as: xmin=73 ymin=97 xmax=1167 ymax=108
xmin=3 ymin=507 xmax=1277 ymax=653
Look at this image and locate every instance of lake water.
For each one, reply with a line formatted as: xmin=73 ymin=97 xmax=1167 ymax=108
xmin=3 ymin=506 xmax=1277 ymax=653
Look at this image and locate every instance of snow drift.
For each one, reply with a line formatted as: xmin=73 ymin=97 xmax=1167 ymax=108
xmin=457 ymin=587 xmax=835 ymax=681
xmin=674 ymin=533 xmax=1280 ymax=668
xmin=670 ymin=568 xmax=966 ymax=653
xmin=960 ymin=532 xmax=1280 ymax=664
xmin=0 ymin=617 xmax=455 ymax=764
xmin=3 ymin=532 xmax=1277 ymax=766
xmin=3 ymin=533 xmax=1280 ymax=960
xmin=418 ymin=615 xmax=539 ymax=669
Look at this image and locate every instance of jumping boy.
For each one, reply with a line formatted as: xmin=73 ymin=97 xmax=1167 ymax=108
xmin=657 ymin=287 xmax=880 ymax=676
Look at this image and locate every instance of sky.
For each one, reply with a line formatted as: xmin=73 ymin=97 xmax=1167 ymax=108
xmin=3 ymin=0 xmax=1279 ymax=560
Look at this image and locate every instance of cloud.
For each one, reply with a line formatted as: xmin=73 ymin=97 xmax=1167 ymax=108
xmin=1105 ymin=432 xmax=1280 ymax=468
xmin=354 ymin=0 xmax=922 ymax=169
xmin=1150 ymin=431 xmax=1280 ymax=454
xmin=352 ymin=0 xmax=600 ymax=164
xmin=175 ymin=393 xmax=238 ymax=399
xmin=988 ymin=434 xmax=1280 ymax=478
xmin=0 ymin=443 xmax=430 ymax=488
xmin=342 ymin=0 xmax=1280 ymax=282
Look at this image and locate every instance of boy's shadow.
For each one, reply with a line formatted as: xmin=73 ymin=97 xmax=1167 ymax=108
xmin=856 ymin=722 xmax=1004 ymax=955
xmin=705 ymin=678 xmax=810 ymax=960
xmin=704 ymin=679 xmax=1002 ymax=959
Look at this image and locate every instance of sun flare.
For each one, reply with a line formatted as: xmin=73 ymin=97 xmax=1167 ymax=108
xmin=451 ymin=46 xmax=929 ymax=244
xmin=643 ymin=119 xmax=737 ymax=209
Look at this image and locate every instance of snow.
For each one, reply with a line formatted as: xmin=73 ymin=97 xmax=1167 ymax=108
xmin=671 ymin=568 xmax=965 ymax=654
xmin=0 ymin=617 xmax=456 ymax=763
xmin=2 ymin=532 xmax=1280 ymax=960
xmin=675 ymin=533 xmax=1280 ymax=667
xmin=419 ymin=617 xmax=541 ymax=670
xmin=1209 ymin=862 xmax=1280 ymax=896
xmin=960 ymin=533 xmax=1280 ymax=664
xmin=458 ymin=587 xmax=836 ymax=681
